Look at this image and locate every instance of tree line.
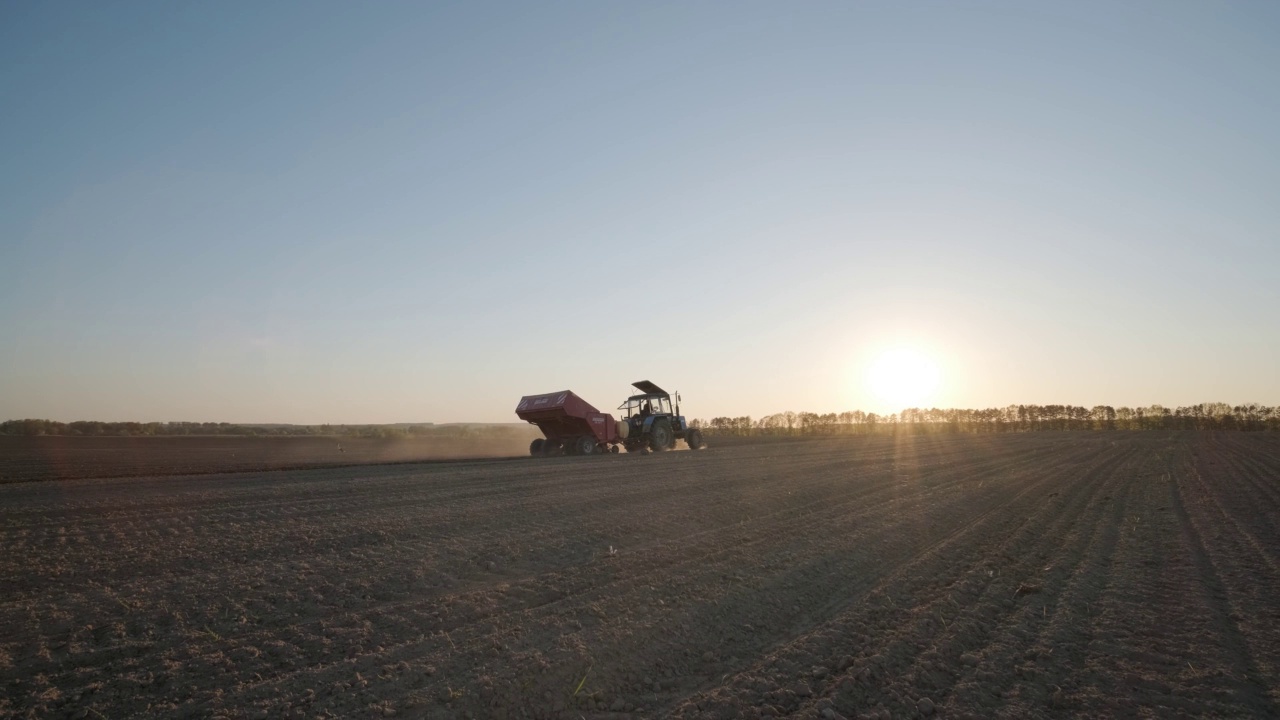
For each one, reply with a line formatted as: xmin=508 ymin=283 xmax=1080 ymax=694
xmin=693 ymin=403 xmax=1280 ymax=435
xmin=6 ymin=402 xmax=1277 ymax=438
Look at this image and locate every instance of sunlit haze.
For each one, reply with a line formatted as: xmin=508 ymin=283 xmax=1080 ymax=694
xmin=864 ymin=348 xmax=942 ymax=413
xmin=3 ymin=2 xmax=1278 ymax=423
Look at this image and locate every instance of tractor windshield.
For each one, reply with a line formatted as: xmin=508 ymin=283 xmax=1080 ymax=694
xmin=618 ymin=398 xmax=642 ymax=418
xmin=619 ymin=395 xmax=671 ymax=417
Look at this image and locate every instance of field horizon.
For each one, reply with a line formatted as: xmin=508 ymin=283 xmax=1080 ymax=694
xmin=4 ymin=400 xmax=1278 ymax=439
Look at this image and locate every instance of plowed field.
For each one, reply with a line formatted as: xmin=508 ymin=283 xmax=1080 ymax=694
xmin=0 ymin=433 xmax=539 ymax=484
xmin=3 ymin=432 xmax=1279 ymax=719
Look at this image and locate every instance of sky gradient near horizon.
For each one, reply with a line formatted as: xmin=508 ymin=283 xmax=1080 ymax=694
xmin=3 ymin=1 xmax=1278 ymax=424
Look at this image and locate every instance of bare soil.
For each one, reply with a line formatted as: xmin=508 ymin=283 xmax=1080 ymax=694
xmin=0 ymin=432 xmax=541 ymax=484
xmin=2 ymin=432 xmax=1279 ymax=719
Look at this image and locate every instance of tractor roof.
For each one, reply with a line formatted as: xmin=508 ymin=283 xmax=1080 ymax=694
xmin=632 ymin=380 xmax=668 ymax=396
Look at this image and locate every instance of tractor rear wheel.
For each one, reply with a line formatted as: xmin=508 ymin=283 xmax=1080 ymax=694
xmin=530 ymin=438 xmax=545 ymax=456
xmin=686 ymin=428 xmax=704 ymax=450
xmin=575 ymin=436 xmax=596 ymax=455
xmin=542 ymin=441 xmax=561 ymax=457
xmin=650 ymin=421 xmax=673 ymax=451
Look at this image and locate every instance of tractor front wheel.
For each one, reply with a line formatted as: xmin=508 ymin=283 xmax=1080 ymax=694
xmin=575 ymin=436 xmax=596 ymax=455
xmin=650 ymin=421 xmax=673 ymax=451
xmin=530 ymin=438 xmax=545 ymax=456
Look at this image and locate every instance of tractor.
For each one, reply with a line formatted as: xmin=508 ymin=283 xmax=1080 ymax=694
xmin=514 ymin=380 xmax=704 ymax=456
xmin=618 ymin=380 xmax=704 ymax=453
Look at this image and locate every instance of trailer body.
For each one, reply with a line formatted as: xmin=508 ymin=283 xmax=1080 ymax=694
xmin=516 ymin=390 xmax=621 ymax=455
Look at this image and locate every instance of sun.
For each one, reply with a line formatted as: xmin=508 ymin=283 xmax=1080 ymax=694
xmin=866 ymin=348 xmax=941 ymax=411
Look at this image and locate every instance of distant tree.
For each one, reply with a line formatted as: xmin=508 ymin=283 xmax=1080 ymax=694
xmin=1090 ymin=406 xmax=1115 ymax=431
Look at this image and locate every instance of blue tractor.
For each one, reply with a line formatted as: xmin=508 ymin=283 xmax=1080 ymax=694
xmin=618 ymin=380 xmax=705 ymax=453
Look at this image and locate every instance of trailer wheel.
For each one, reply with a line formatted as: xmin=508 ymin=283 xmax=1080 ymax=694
xmin=686 ymin=428 xmax=704 ymax=450
xmin=575 ymin=436 xmax=596 ymax=455
xmin=530 ymin=438 xmax=545 ymax=456
xmin=610 ymin=445 xmax=619 ymax=454
xmin=650 ymin=421 xmax=673 ymax=451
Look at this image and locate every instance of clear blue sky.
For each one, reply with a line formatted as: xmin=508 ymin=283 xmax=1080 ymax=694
xmin=2 ymin=1 xmax=1277 ymax=423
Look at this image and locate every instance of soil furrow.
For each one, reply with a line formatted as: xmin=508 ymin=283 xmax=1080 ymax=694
xmin=1167 ymin=450 xmax=1280 ymax=716
xmin=179 ymin=439 xmax=1076 ymax=711
xmin=5 ymin=433 xmax=1279 ymax=720
xmin=662 ymin=441 xmax=1140 ymax=718
xmin=869 ymin=442 xmax=1144 ymax=718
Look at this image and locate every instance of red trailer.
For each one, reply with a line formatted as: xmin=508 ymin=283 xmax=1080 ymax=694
xmin=515 ymin=390 xmax=627 ymax=456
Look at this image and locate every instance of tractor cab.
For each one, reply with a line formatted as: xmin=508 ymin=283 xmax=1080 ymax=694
xmin=616 ymin=381 xmax=704 ymax=452
xmin=620 ymin=393 xmax=673 ymax=419
xmin=619 ymin=380 xmax=676 ymax=422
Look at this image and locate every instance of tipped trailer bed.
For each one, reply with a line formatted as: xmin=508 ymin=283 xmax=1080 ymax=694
xmin=515 ymin=390 xmax=627 ymax=456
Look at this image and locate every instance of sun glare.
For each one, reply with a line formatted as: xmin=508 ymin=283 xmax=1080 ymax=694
xmin=866 ymin=348 xmax=941 ymax=411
